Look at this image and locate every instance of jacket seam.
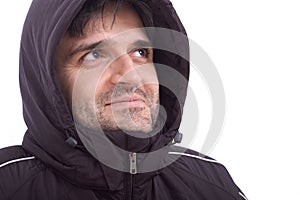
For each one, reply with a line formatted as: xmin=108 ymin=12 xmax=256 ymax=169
xmin=59 ymin=185 xmax=84 ymax=200
xmin=168 ymin=152 xmax=220 ymax=164
xmin=0 ymin=157 xmax=35 ymax=169
xmin=0 ymin=184 xmax=7 ymax=200
xmin=239 ymin=192 xmax=248 ymax=200
xmin=170 ymin=163 xmax=241 ymax=200
xmin=8 ymin=167 xmax=45 ymax=200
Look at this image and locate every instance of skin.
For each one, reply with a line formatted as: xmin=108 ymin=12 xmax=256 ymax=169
xmin=56 ymin=3 xmax=159 ymax=133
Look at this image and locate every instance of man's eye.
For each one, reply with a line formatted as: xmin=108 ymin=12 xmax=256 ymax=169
xmin=132 ymin=48 xmax=149 ymax=58
xmin=81 ymin=50 xmax=110 ymax=68
xmin=83 ymin=50 xmax=102 ymax=61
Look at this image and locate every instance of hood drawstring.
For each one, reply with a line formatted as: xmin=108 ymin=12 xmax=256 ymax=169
xmin=66 ymin=136 xmax=78 ymax=148
xmin=172 ymin=131 xmax=183 ymax=144
xmin=65 ymin=128 xmax=79 ymax=148
xmin=64 ymin=129 xmax=88 ymax=151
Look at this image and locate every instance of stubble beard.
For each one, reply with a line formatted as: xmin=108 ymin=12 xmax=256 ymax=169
xmin=73 ymin=85 xmax=159 ymax=134
xmin=96 ymin=85 xmax=159 ymax=133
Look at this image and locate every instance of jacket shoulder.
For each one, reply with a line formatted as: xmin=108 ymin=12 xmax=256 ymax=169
xmin=0 ymin=146 xmax=44 ymax=199
xmin=167 ymin=147 xmax=247 ymax=200
xmin=0 ymin=145 xmax=34 ymax=164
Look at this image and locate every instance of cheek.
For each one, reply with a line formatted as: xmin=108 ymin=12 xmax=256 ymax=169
xmin=144 ymin=83 xmax=159 ymax=101
xmin=58 ymin=68 xmax=79 ymax=107
xmin=93 ymin=66 xmax=118 ymax=98
xmin=143 ymin=65 xmax=159 ymax=98
xmin=141 ymin=64 xmax=158 ymax=82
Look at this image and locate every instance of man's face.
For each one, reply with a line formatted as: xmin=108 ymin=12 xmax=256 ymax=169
xmin=56 ymin=4 xmax=159 ymax=133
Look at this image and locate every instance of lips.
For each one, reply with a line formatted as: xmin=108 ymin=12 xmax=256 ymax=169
xmin=105 ymin=94 xmax=146 ymax=106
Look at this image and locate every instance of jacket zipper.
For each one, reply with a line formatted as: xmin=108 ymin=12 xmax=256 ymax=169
xmin=129 ymin=153 xmax=137 ymax=175
xmin=125 ymin=153 xmax=137 ymax=200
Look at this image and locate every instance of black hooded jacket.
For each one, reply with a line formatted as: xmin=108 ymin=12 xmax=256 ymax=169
xmin=0 ymin=0 xmax=247 ymax=199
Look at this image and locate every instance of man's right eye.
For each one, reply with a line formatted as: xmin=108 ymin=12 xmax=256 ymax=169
xmin=83 ymin=50 xmax=102 ymax=61
xmin=81 ymin=49 xmax=111 ymax=69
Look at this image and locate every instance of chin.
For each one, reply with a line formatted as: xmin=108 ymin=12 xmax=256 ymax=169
xmin=104 ymin=119 xmax=154 ymax=133
xmin=98 ymin=108 xmax=155 ymax=132
xmin=119 ymin=125 xmax=153 ymax=134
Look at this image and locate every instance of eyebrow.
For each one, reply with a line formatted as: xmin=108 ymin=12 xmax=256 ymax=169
xmin=68 ymin=39 xmax=153 ymax=57
xmin=68 ymin=40 xmax=108 ymax=57
xmin=131 ymin=40 xmax=152 ymax=48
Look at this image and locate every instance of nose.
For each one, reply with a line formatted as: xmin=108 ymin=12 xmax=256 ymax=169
xmin=110 ymin=54 xmax=142 ymax=85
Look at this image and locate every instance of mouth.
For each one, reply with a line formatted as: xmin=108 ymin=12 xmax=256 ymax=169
xmin=105 ymin=94 xmax=146 ymax=108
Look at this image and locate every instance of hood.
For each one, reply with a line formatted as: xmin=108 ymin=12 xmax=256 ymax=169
xmin=21 ymin=0 xmax=189 ymax=190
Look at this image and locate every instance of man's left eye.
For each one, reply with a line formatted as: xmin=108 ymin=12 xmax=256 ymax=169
xmin=132 ymin=48 xmax=149 ymax=58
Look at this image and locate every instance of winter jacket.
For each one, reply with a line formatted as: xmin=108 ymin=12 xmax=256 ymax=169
xmin=0 ymin=0 xmax=247 ymax=199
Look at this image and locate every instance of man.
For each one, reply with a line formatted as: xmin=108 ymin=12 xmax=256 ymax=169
xmin=0 ymin=0 xmax=247 ymax=199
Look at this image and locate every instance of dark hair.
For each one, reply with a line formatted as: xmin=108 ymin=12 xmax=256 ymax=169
xmin=67 ymin=0 xmax=153 ymax=37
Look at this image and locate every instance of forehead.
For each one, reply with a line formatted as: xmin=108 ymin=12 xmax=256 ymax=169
xmin=58 ymin=3 xmax=147 ymax=58
xmin=84 ymin=2 xmax=144 ymax=37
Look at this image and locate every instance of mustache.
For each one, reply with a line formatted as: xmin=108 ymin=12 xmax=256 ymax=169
xmin=97 ymin=84 xmax=152 ymax=105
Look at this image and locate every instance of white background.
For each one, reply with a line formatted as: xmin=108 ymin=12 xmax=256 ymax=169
xmin=1 ymin=0 xmax=300 ymax=199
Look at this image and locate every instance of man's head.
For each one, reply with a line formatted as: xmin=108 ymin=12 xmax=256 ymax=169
xmin=56 ymin=0 xmax=160 ymax=134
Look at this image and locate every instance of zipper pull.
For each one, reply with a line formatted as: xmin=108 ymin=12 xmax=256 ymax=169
xmin=129 ymin=153 xmax=137 ymax=174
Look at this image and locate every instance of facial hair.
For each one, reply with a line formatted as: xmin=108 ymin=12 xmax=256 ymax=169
xmin=95 ymin=84 xmax=159 ymax=133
